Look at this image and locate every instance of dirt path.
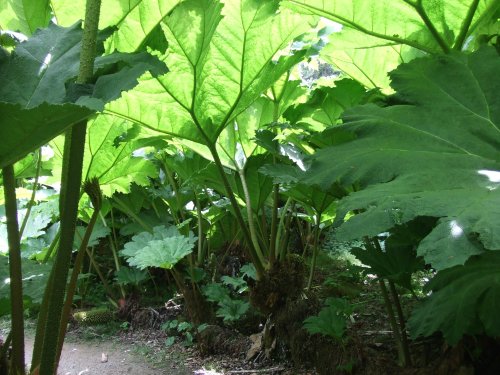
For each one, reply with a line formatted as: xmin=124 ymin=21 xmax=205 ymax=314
xmin=24 ymin=338 xmax=192 ymax=375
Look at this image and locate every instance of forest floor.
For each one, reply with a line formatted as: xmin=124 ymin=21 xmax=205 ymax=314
xmin=2 ymin=321 xmax=313 ymax=375
xmin=24 ymin=336 xmax=173 ymax=375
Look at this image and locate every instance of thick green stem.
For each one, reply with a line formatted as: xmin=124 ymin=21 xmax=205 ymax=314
xmin=269 ymin=184 xmax=279 ymax=266
xmin=194 ymin=193 xmax=205 ymax=265
xmin=371 ymin=237 xmax=412 ymax=365
xmin=258 ymin=208 xmax=269 ymax=254
xmin=42 ymin=230 xmax=60 ymax=263
xmin=30 ymin=268 xmax=54 ymax=372
xmin=162 ymin=159 xmax=185 ymax=221
xmin=98 ymin=213 xmax=125 ymax=298
xmin=280 ymin=210 xmax=294 ymax=259
xmin=467 ymin=1 xmax=500 ymax=36
xmin=2 ymin=164 xmax=25 ymax=374
xmin=407 ymin=0 xmax=451 ymax=53
xmin=378 ymin=278 xmax=407 ymax=366
xmin=238 ymin=168 xmax=266 ymax=264
xmin=268 ymin=98 xmax=281 ymax=266
xmin=301 ymin=221 xmax=312 ymax=257
xmin=365 ymin=237 xmax=408 ymax=367
xmin=306 ymin=212 xmax=322 ymax=291
xmin=108 ymin=208 xmax=127 ymax=298
xmin=277 ymin=197 xmax=293 ymax=260
xmin=56 ymin=179 xmax=102 ymax=365
xmin=19 ymin=148 xmax=42 ymax=238
xmin=38 ymin=128 xmax=86 ymax=375
xmin=389 ymin=281 xmax=412 ymax=366
xmin=453 ymin=0 xmax=481 ymax=50
xmin=207 ymin=143 xmax=265 ymax=278
xmin=37 ymin=0 xmax=101 ymax=373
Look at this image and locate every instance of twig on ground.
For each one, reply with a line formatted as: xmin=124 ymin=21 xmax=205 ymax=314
xmin=228 ymin=367 xmax=285 ymax=374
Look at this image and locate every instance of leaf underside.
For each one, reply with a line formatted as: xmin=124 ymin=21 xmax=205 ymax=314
xmin=303 ymin=47 xmax=500 ymax=270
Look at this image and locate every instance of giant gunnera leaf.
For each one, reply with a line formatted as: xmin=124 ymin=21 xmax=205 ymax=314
xmin=409 ymin=251 xmax=500 ymax=345
xmin=303 ymin=47 xmax=500 ymax=271
xmin=120 ymin=225 xmax=197 ymax=270
xmin=105 ymin=0 xmax=316 ymax=145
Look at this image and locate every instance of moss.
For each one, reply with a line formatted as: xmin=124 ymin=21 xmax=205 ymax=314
xmin=73 ymin=309 xmax=115 ymax=326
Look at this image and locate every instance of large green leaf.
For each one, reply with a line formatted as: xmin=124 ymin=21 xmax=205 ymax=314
xmin=303 ymin=47 xmax=500 ymax=270
xmin=282 ymin=0 xmax=500 ymax=90
xmin=104 ymin=0 xmax=181 ymax=52
xmin=106 ymin=0 xmax=315 ymax=145
xmin=50 ymin=0 xmax=179 ymax=53
xmin=120 ymin=225 xmax=196 ymax=269
xmin=0 ymin=22 xmax=167 ymax=107
xmin=0 ymin=103 xmax=93 ymax=168
xmin=73 ymin=221 xmax=111 ymax=249
xmin=0 ymin=0 xmax=51 ymax=35
xmin=115 ymin=266 xmax=148 ymax=286
xmin=0 ymin=256 xmax=52 ymax=304
xmin=351 ymin=219 xmax=433 ymax=290
xmin=18 ymin=199 xmax=58 ymax=240
xmin=0 ymin=22 xmax=92 ymax=106
xmin=319 ymin=29 xmax=424 ymax=92
xmin=49 ymin=116 xmax=159 ymax=196
xmin=0 ymin=23 xmax=97 ymax=166
xmin=409 ymin=251 xmax=500 ymax=345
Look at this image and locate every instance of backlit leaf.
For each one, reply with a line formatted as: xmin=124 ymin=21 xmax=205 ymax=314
xmin=49 ymin=116 xmax=159 ymax=196
xmin=106 ymin=0 xmax=315 ymax=145
xmin=0 ymin=0 xmax=50 ymax=35
xmin=283 ymin=0 xmax=500 ymax=90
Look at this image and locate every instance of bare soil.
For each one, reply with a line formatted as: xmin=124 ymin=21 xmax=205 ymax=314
xmin=24 ymin=336 xmax=192 ymax=375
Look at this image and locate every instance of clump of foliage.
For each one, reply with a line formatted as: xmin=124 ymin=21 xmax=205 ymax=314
xmin=303 ymin=297 xmax=354 ymax=342
xmin=202 ymin=272 xmax=251 ymax=323
xmin=1 ymin=0 xmax=499 ymax=374
xmin=162 ymin=319 xmax=208 ymax=347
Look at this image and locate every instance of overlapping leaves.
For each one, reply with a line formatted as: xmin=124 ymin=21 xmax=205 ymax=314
xmin=283 ymin=0 xmax=500 ymax=90
xmin=0 ymin=0 xmax=51 ymax=35
xmin=0 ymin=257 xmax=52 ymax=305
xmin=303 ymin=47 xmax=500 ymax=270
xmin=106 ymin=0 xmax=316 ymax=145
xmin=409 ymin=251 xmax=500 ymax=345
xmin=49 ymin=0 xmax=181 ymax=53
xmin=0 ymin=22 xmax=167 ymax=168
xmin=49 ymin=116 xmax=159 ymax=196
